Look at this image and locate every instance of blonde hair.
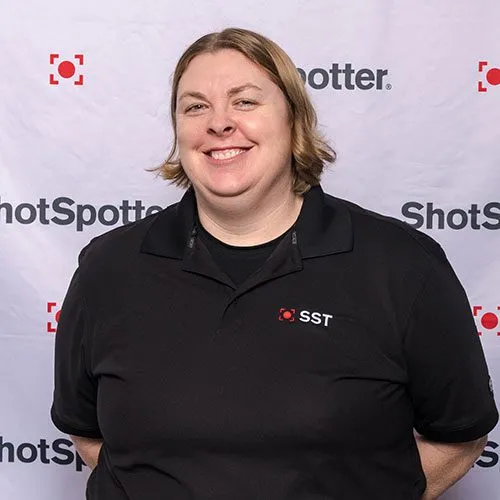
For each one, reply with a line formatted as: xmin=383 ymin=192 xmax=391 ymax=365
xmin=154 ymin=27 xmax=336 ymax=194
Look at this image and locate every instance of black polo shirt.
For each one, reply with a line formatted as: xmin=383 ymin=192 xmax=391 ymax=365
xmin=51 ymin=186 xmax=498 ymax=500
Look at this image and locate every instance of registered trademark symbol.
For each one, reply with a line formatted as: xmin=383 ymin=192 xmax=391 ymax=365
xmin=386 ymin=83 xmax=392 ymax=90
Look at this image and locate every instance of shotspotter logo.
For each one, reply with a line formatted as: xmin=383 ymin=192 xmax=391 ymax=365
xmin=297 ymin=63 xmax=391 ymax=91
xmin=401 ymin=202 xmax=500 ymax=230
xmin=0 ymin=196 xmax=162 ymax=232
xmin=1 ymin=435 xmax=86 ymax=471
xmin=475 ymin=440 xmax=500 ymax=470
xmin=1 ymin=434 xmax=495 ymax=473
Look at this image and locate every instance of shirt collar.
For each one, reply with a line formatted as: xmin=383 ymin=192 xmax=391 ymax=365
xmin=140 ymin=185 xmax=353 ymax=260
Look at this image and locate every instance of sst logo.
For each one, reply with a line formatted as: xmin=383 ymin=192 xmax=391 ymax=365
xmin=478 ymin=61 xmax=500 ymax=92
xmin=279 ymin=308 xmax=296 ymax=322
xmin=473 ymin=306 xmax=500 ymax=336
xmin=47 ymin=302 xmax=61 ymax=333
xmin=50 ymin=53 xmax=84 ymax=86
xmin=278 ymin=307 xmax=333 ymax=327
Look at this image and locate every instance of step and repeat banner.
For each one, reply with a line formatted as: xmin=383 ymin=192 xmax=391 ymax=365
xmin=1 ymin=1 xmax=499 ymax=498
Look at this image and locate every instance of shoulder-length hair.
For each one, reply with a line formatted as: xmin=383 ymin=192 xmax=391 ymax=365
xmin=154 ymin=27 xmax=336 ymax=194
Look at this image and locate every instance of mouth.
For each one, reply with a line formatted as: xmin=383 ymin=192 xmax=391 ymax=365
xmin=203 ymin=147 xmax=253 ymax=162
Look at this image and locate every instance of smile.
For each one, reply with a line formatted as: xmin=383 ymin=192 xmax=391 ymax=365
xmin=204 ymin=145 xmax=253 ymax=165
xmin=208 ymin=148 xmax=249 ymax=160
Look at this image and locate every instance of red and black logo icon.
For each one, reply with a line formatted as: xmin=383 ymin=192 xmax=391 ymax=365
xmin=47 ymin=301 xmax=61 ymax=333
xmin=473 ymin=306 xmax=500 ymax=336
xmin=49 ymin=53 xmax=84 ymax=86
xmin=278 ymin=307 xmax=296 ymax=322
xmin=478 ymin=61 xmax=500 ymax=92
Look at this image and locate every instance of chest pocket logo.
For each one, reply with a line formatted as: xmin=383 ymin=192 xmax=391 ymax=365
xmin=278 ymin=307 xmax=333 ymax=327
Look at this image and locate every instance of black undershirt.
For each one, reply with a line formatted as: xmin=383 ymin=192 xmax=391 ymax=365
xmin=197 ymin=224 xmax=288 ymax=286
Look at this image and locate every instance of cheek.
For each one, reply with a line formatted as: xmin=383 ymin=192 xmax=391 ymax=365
xmin=176 ymin=118 xmax=204 ymax=151
xmin=240 ymin=114 xmax=289 ymax=144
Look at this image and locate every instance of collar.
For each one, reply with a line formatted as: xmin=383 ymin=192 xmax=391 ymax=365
xmin=140 ymin=185 xmax=353 ymax=260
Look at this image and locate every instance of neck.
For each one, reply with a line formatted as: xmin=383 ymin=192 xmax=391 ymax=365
xmin=195 ymin=186 xmax=304 ymax=247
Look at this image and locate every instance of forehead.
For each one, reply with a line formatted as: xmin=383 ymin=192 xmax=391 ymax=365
xmin=177 ymin=49 xmax=276 ymax=94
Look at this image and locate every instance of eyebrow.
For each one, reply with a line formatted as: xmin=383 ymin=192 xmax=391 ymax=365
xmin=178 ymin=83 xmax=263 ymax=103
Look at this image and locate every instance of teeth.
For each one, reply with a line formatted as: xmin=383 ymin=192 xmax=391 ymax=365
xmin=210 ymin=148 xmax=245 ymax=160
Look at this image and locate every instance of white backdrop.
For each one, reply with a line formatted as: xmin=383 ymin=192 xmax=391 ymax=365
xmin=1 ymin=1 xmax=499 ymax=498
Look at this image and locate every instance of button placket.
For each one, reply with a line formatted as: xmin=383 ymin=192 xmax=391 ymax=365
xmin=215 ymin=293 xmax=242 ymax=335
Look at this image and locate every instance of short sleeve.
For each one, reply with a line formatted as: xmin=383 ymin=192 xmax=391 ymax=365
xmin=404 ymin=248 xmax=498 ymax=443
xmin=51 ymin=246 xmax=102 ymax=439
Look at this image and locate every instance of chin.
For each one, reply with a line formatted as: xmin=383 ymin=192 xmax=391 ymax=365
xmin=204 ymin=183 xmax=251 ymax=199
xmin=194 ymin=173 xmax=255 ymax=200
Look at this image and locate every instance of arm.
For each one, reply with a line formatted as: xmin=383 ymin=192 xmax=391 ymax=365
xmin=416 ymin=433 xmax=487 ymax=500
xmin=70 ymin=435 xmax=103 ymax=470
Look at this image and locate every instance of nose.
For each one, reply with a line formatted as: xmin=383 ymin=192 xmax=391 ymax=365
xmin=207 ymin=107 xmax=235 ymax=137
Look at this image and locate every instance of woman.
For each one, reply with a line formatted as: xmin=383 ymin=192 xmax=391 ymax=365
xmin=51 ymin=28 xmax=498 ymax=499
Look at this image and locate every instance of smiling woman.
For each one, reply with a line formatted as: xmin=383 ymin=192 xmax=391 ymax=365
xmin=152 ymin=28 xmax=335 ymax=246
xmin=156 ymin=28 xmax=335 ymax=194
xmin=175 ymin=48 xmax=305 ymax=242
xmin=51 ymin=27 xmax=498 ymax=500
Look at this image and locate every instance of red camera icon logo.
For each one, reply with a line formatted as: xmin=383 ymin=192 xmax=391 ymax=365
xmin=47 ymin=302 xmax=61 ymax=333
xmin=49 ymin=53 xmax=84 ymax=86
xmin=473 ymin=306 xmax=500 ymax=336
xmin=478 ymin=61 xmax=500 ymax=92
xmin=278 ymin=307 xmax=296 ymax=322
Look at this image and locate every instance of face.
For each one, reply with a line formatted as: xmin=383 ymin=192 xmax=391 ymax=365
xmin=175 ymin=49 xmax=293 ymax=202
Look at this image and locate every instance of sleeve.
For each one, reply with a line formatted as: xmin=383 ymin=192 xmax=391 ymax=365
xmin=50 ymin=245 xmax=102 ymax=439
xmin=403 ymin=248 xmax=498 ymax=443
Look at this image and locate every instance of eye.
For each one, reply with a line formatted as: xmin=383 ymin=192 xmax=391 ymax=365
xmin=235 ymin=99 xmax=257 ymax=108
xmin=185 ymin=103 xmax=207 ymax=113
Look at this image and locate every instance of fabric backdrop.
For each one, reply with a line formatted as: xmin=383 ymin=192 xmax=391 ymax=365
xmin=1 ymin=1 xmax=499 ymax=498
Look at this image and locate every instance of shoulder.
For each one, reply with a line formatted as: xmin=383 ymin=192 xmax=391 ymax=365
xmin=324 ymin=192 xmax=448 ymax=269
xmin=77 ymin=200 xmax=180 ymax=270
